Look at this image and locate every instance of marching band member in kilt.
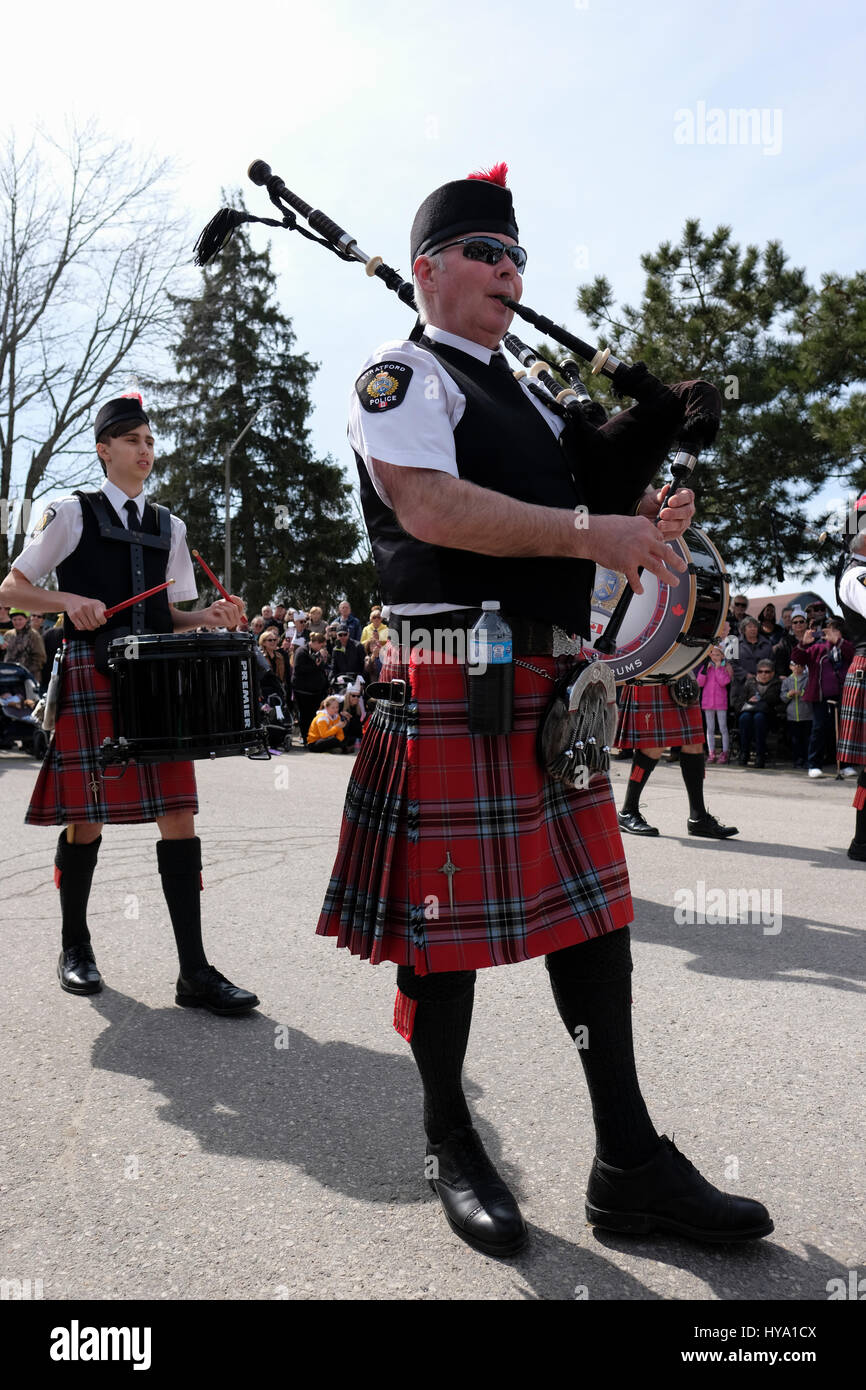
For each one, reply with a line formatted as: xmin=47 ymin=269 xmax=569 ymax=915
xmin=836 ymin=502 xmax=866 ymax=861
xmin=616 ymin=678 xmax=738 ymax=837
xmin=315 ymin=165 xmax=772 ymax=1255
xmin=0 ymin=395 xmax=259 ymax=1015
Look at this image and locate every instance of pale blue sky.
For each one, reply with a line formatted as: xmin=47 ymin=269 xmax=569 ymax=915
xmin=3 ymin=0 xmax=864 ymax=602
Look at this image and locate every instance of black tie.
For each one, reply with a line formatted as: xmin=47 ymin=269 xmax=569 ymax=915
xmin=124 ymin=500 xmax=139 ymax=530
xmin=491 ymin=349 xmax=567 ymax=417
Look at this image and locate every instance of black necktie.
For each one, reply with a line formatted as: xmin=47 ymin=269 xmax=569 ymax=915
xmin=124 ymin=500 xmax=139 ymax=530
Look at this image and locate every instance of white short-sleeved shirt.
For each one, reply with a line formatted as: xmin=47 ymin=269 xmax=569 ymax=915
xmin=839 ymin=559 xmax=866 ymax=619
xmin=348 ymin=324 xmax=565 ymax=618
xmin=14 ymin=479 xmax=198 ymax=602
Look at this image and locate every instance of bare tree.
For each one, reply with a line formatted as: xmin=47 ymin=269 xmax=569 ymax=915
xmin=0 ymin=122 xmax=186 ymax=568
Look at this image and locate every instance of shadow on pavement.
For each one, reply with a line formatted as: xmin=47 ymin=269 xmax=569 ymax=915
xmin=632 ymin=897 xmax=864 ymax=993
xmin=79 ymin=989 xmax=844 ymax=1301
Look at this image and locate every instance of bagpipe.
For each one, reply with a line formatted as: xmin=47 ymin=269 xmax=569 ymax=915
xmin=193 ymin=162 xmax=729 ymax=686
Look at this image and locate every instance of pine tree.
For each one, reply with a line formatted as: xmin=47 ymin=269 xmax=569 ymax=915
xmin=149 ymin=208 xmax=359 ymax=613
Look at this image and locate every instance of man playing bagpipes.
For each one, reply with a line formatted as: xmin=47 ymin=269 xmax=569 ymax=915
xmin=313 ymin=164 xmax=772 ymax=1255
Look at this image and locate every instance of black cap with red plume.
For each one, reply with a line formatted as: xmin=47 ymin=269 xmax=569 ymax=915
xmin=94 ymin=393 xmax=149 ymax=443
xmin=410 ymin=162 xmax=518 ymax=265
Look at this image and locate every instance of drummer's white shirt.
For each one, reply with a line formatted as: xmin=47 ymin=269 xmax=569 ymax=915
xmin=349 ymin=324 xmax=565 ymax=620
xmin=839 ymin=559 xmax=866 ymax=619
xmin=14 ymin=480 xmax=199 ymax=602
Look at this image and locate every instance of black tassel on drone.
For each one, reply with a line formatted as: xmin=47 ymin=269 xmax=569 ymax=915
xmin=193 ymin=208 xmax=251 ymax=266
xmin=192 ymin=206 xmax=298 ymax=266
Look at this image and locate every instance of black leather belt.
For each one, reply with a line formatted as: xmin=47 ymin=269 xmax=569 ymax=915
xmin=388 ymin=609 xmax=560 ymax=656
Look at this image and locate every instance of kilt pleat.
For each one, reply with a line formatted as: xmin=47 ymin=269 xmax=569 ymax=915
xmin=26 ymin=640 xmax=198 ymax=826
xmin=318 ymin=703 xmax=412 ymax=962
xmin=616 ymin=680 xmax=704 ymax=749
xmin=838 ymin=654 xmax=866 ymax=766
xmin=316 ymin=646 xmax=633 ymax=975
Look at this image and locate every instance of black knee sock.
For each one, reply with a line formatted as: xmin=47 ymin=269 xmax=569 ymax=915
xmin=622 ymin=752 xmax=658 ymax=815
xmin=854 ymin=770 xmax=866 ymax=843
xmin=156 ymin=838 xmax=209 ymax=976
xmin=55 ymin=830 xmax=101 ymax=949
xmin=395 ymin=966 xmax=476 ymax=1144
xmin=679 ymin=751 xmax=707 ymax=818
xmin=546 ymin=929 xmax=659 ymax=1168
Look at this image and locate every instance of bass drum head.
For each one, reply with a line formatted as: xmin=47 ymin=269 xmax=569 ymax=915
xmin=582 ymin=527 xmax=728 ymax=683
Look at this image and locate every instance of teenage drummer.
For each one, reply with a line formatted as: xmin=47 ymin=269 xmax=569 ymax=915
xmin=0 ymin=394 xmax=260 ymax=1014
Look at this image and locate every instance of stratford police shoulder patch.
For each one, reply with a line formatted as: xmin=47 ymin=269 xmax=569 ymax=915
xmin=31 ymin=506 xmax=56 ymax=537
xmin=356 ymin=360 xmax=413 ymax=413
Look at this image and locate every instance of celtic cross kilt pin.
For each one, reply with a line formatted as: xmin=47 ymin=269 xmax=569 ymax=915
xmin=315 ymin=645 xmax=633 ymax=975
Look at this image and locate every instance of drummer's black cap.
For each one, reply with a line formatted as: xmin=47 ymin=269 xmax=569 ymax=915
xmin=94 ymin=393 xmax=150 ymax=445
xmin=410 ymin=163 xmax=519 ymax=265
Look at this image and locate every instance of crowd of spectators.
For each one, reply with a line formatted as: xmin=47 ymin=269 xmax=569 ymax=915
xmin=3 ymin=591 xmax=857 ymax=778
xmin=694 ymin=596 xmax=857 ymax=777
xmin=241 ymin=599 xmax=386 ymax=752
xmin=1 ymin=596 xmax=387 ymax=755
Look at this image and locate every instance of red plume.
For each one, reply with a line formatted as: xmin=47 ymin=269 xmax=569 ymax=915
xmin=121 ymin=391 xmax=143 ymax=405
xmin=467 ymin=162 xmax=508 ymax=186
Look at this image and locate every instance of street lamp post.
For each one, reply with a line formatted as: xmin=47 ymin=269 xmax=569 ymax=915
xmin=224 ymin=407 xmax=260 ymax=594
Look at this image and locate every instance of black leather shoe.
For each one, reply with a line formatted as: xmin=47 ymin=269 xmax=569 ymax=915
xmin=687 ymin=812 xmax=738 ymax=839
xmin=426 ymin=1125 xmax=528 ymax=1258
xmin=58 ymin=944 xmax=102 ymax=995
xmin=847 ymin=840 xmax=866 ymax=862
xmin=618 ymin=810 xmax=659 ymax=836
xmin=175 ymin=965 xmax=259 ymax=1015
xmin=586 ymin=1135 xmax=773 ymax=1242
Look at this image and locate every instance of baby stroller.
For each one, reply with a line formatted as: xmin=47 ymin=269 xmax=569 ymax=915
xmin=258 ymin=670 xmax=295 ymax=753
xmin=0 ymin=661 xmax=48 ymax=758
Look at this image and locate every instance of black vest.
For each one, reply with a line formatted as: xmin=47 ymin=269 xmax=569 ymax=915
xmin=837 ymin=554 xmax=866 ymax=655
xmin=58 ymin=491 xmax=173 ymax=645
xmin=355 ymin=337 xmax=596 ymax=635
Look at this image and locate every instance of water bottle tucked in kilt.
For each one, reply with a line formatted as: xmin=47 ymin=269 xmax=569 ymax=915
xmin=468 ymin=601 xmax=514 ymax=735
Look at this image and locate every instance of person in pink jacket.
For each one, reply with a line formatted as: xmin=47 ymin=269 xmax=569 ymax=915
xmin=697 ymin=644 xmax=732 ymax=763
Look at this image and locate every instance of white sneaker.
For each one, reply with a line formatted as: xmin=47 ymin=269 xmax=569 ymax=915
xmin=841 ymin=766 xmax=859 ymax=778
xmin=808 ymin=768 xmax=824 ymax=779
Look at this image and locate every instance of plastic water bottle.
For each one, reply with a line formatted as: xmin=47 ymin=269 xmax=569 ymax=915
xmin=468 ymin=602 xmax=514 ymax=734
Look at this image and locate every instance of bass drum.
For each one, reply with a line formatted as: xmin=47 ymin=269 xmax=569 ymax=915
xmin=581 ymin=526 xmax=730 ymax=683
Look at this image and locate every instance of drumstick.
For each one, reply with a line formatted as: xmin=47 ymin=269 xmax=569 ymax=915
xmin=191 ymin=549 xmax=232 ymax=602
xmin=103 ymin=579 xmax=175 ymax=619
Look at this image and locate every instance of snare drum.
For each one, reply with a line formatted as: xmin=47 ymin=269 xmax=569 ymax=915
xmin=101 ymin=631 xmax=267 ymax=765
xmin=582 ymin=526 xmax=730 ymax=683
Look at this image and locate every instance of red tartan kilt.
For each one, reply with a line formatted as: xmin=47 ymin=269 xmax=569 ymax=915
xmin=838 ymin=655 xmax=866 ymax=767
xmin=26 ymin=641 xmax=197 ymax=826
xmin=316 ymin=645 xmax=633 ymax=975
xmin=616 ymin=680 xmax=704 ymax=749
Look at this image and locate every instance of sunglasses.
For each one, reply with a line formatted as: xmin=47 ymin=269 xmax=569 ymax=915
xmin=432 ymin=235 xmax=527 ymax=274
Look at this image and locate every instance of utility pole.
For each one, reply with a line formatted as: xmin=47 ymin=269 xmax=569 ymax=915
xmin=224 ymin=407 xmax=260 ymax=593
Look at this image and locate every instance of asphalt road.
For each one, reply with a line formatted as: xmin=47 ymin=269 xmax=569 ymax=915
xmin=1 ymin=743 xmax=863 ymax=1303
